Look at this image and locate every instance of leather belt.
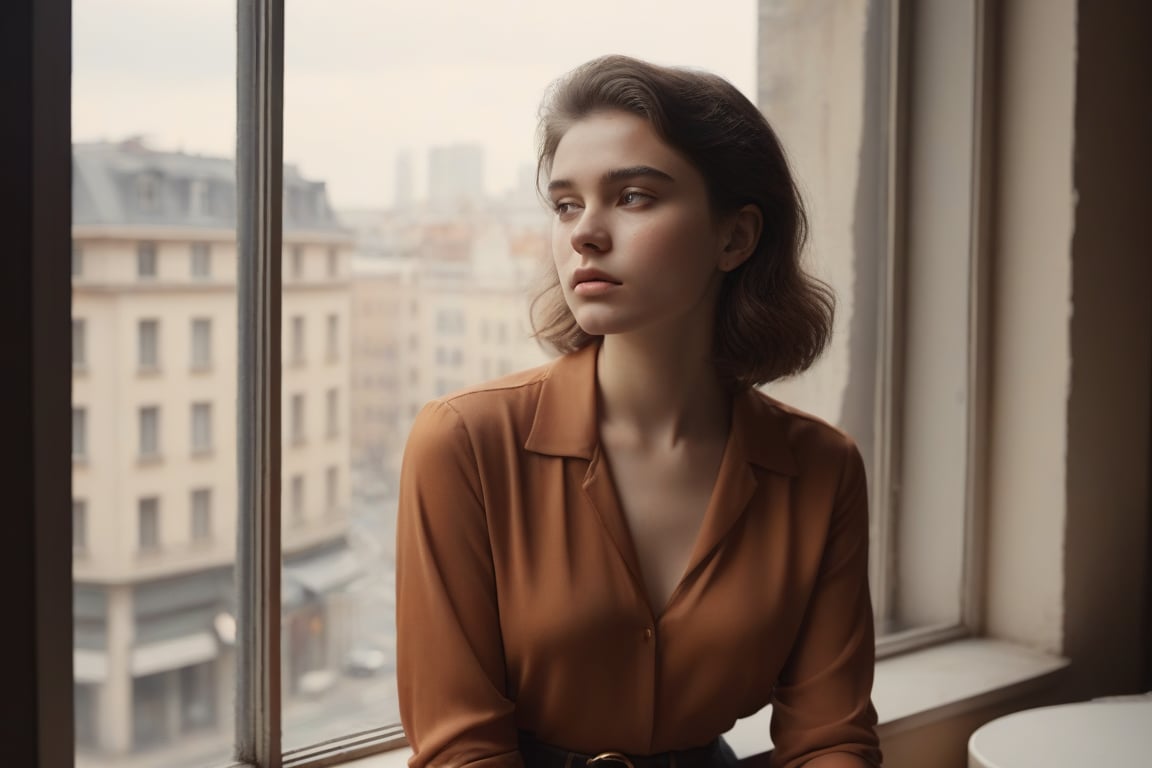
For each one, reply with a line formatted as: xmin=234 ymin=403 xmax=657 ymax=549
xmin=518 ymin=731 xmax=728 ymax=768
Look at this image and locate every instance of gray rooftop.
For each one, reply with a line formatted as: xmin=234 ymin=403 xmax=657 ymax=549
xmin=73 ymin=139 xmax=345 ymax=232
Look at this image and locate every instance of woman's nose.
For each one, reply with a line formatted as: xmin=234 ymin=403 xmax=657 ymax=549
xmin=569 ymin=208 xmax=610 ymax=254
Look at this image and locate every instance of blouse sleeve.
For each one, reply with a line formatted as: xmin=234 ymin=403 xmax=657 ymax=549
xmin=396 ymin=400 xmax=523 ymax=768
xmin=768 ymin=439 xmax=883 ymax=768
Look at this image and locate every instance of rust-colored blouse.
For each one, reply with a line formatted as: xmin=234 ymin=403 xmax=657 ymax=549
xmin=396 ymin=344 xmax=881 ymax=768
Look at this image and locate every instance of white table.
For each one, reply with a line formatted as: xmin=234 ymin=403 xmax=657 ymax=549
xmin=968 ymin=697 xmax=1152 ymax=767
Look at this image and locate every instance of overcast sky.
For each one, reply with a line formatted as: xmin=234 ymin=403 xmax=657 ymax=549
xmin=73 ymin=0 xmax=757 ymax=209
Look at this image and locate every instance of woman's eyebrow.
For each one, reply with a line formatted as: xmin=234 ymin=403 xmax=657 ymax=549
xmin=547 ymin=165 xmax=675 ymax=193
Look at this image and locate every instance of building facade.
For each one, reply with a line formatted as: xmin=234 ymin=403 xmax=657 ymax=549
xmin=72 ymin=140 xmax=356 ymax=764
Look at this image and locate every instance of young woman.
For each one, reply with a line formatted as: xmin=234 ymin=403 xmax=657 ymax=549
xmin=396 ymin=55 xmax=882 ymax=768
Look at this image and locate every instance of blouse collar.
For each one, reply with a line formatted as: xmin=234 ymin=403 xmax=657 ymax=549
xmin=524 ymin=342 xmax=798 ymax=476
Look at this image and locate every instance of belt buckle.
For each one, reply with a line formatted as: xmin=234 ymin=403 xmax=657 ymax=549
xmin=587 ymin=752 xmax=636 ymax=768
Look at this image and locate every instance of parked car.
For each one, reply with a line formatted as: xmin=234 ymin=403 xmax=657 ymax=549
xmin=344 ymin=645 xmax=391 ymax=677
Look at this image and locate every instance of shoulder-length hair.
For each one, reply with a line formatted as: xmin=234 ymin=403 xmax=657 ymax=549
xmin=531 ymin=54 xmax=834 ymax=389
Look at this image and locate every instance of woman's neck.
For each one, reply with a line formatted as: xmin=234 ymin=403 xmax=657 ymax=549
xmin=596 ymin=328 xmax=731 ymax=449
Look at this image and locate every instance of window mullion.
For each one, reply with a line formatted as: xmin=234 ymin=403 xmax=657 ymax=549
xmin=236 ymin=1 xmax=285 ymax=766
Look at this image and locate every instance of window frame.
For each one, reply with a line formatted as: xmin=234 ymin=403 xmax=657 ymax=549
xmin=870 ymin=0 xmax=996 ymax=656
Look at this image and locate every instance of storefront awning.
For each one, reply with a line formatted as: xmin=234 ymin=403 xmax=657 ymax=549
xmin=285 ymin=546 xmax=362 ymax=597
xmin=130 ymin=631 xmax=218 ymax=676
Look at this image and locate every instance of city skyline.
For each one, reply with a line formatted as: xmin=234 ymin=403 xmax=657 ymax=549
xmin=72 ymin=0 xmax=757 ymax=209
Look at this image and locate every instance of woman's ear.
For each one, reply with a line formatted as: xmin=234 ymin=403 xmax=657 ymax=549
xmin=718 ymin=204 xmax=763 ymax=272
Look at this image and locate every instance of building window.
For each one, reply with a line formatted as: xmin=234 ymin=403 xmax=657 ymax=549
xmin=191 ymin=402 xmax=212 ymax=454
xmin=290 ymin=474 xmax=305 ymax=525
xmin=436 ymin=308 xmax=465 ymax=335
xmin=138 ymin=497 xmax=160 ymax=553
xmin=137 ymin=241 xmax=157 ymax=279
xmin=137 ymin=319 xmax=160 ymax=371
xmin=138 ymin=406 xmax=160 ymax=459
xmin=190 ymin=318 xmax=212 ymax=371
xmin=326 ymin=388 xmax=338 ymax=438
xmin=72 ymin=318 xmax=85 ymax=369
xmin=325 ymin=466 xmax=338 ymax=514
xmin=290 ymin=244 xmax=304 ymax=279
xmin=136 ymin=173 xmax=161 ymax=212
xmin=291 ymin=315 xmax=305 ymax=364
xmin=73 ymin=500 xmax=87 ymax=554
xmin=327 ymin=247 xmax=339 ymax=277
xmin=326 ymin=313 xmax=339 ymax=362
xmin=72 ymin=408 xmax=87 ymax=460
xmin=190 ymin=242 xmax=211 ymax=278
xmin=190 ymin=488 xmax=212 ymax=542
xmin=72 ymin=243 xmax=82 ymax=277
xmin=291 ymin=393 xmax=305 ymax=444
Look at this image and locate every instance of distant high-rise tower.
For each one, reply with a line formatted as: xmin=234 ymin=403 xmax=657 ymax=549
xmin=427 ymin=143 xmax=484 ymax=209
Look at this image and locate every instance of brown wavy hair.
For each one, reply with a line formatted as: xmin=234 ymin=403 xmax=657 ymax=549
xmin=531 ymin=54 xmax=834 ymax=389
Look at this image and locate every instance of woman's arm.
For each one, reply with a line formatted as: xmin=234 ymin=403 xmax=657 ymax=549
xmin=396 ymin=400 xmax=523 ymax=768
xmin=768 ymin=437 xmax=882 ymax=768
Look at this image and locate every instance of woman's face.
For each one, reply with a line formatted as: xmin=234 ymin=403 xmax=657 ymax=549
xmin=547 ymin=110 xmax=730 ymax=341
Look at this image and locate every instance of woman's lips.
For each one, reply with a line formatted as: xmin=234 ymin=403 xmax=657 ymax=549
xmin=571 ymin=267 xmax=620 ymax=296
xmin=573 ymin=279 xmax=619 ymax=296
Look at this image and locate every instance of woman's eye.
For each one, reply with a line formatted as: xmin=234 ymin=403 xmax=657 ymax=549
xmin=620 ymin=191 xmax=650 ymax=206
xmin=553 ymin=201 xmax=579 ymax=217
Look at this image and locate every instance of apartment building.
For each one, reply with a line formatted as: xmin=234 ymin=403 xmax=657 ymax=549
xmin=71 ymin=140 xmax=356 ymax=761
xmin=346 ymin=206 xmax=552 ymax=493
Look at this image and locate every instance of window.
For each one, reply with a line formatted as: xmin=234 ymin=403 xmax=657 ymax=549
xmin=70 ymin=1 xmax=994 ymax=765
xmin=191 ymin=488 xmax=212 ymax=542
xmin=326 ymin=313 xmax=338 ymax=362
xmin=138 ymin=497 xmax=160 ymax=552
xmin=72 ymin=318 xmax=85 ymax=368
xmin=73 ymin=500 xmax=87 ymax=554
xmin=70 ymin=3 xmax=239 ymax=767
xmin=290 ymin=244 xmax=304 ymax=279
xmin=137 ymin=241 xmax=157 ymax=278
xmin=436 ymin=308 xmax=466 ymax=335
xmin=191 ymin=402 xmax=212 ymax=454
xmin=137 ymin=174 xmax=161 ymax=212
xmin=291 ymin=315 xmax=305 ymax=364
xmin=191 ymin=242 xmax=211 ymax=278
xmin=325 ymin=466 xmax=338 ymax=514
xmin=138 ymin=406 xmax=160 ymax=459
xmin=137 ymin=319 xmax=159 ymax=370
xmin=290 ymin=474 xmax=304 ymax=524
xmin=191 ymin=318 xmax=212 ymax=370
xmin=72 ymin=408 xmax=87 ymax=460
xmin=291 ymin=393 xmax=305 ymax=444
xmin=326 ymin=388 xmax=338 ymax=438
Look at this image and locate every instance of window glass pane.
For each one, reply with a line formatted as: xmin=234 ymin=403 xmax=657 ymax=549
xmin=72 ymin=1 xmax=237 ymax=764
xmin=759 ymin=0 xmax=974 ymax=638
xmin=282 ymin=0 xmax=760 ymax=751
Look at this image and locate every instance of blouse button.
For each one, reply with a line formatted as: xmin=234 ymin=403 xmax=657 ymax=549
xmin=643 ymin=627 xmax=654 ymax=642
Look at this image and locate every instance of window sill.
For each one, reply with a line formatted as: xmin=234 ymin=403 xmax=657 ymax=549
xmin=337 ymin=638 xmax=1068 ymax=768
